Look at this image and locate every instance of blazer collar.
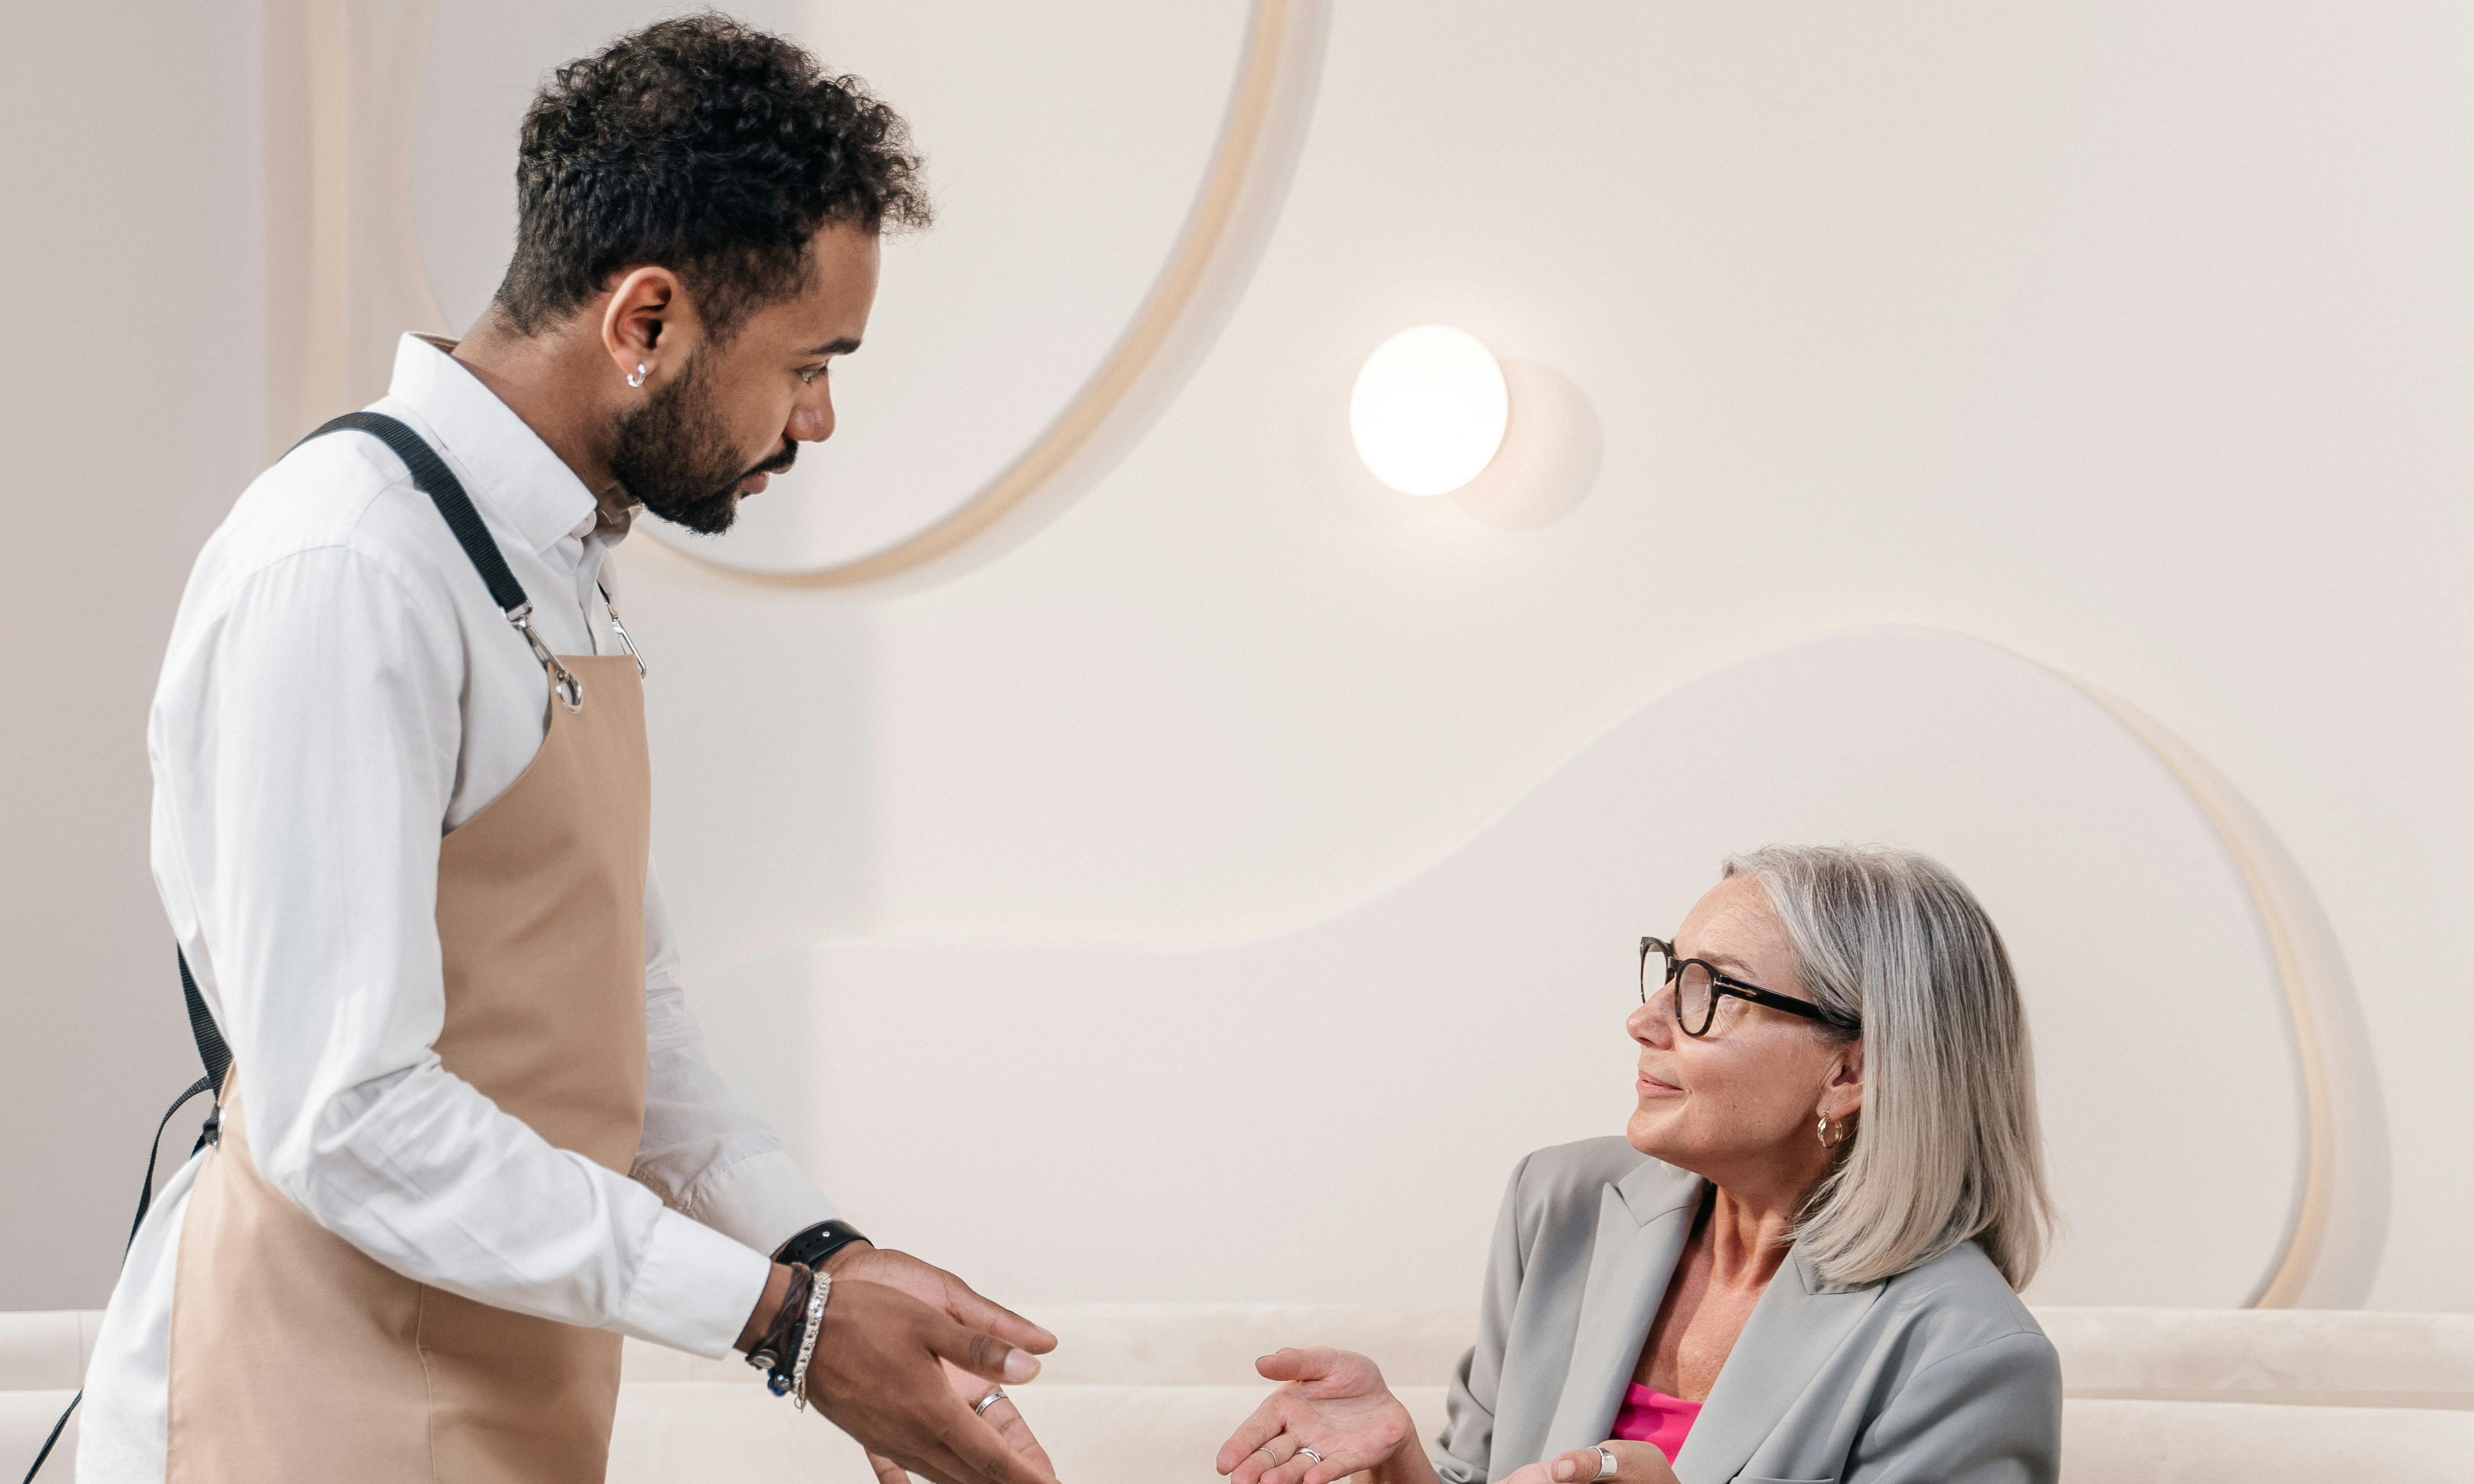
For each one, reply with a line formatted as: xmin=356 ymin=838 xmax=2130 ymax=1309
xmin=1537 ymin=1162 xmax=1702 ymax=1457
xmin=1671 ymin=1246 xmax=1883 ymax=1484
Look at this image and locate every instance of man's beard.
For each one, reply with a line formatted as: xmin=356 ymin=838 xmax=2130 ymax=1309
xmin=607 ymin=350 xmax=796 ymax=535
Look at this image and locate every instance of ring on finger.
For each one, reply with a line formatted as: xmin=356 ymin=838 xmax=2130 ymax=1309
xmin=1594 ymin=1444 xmax=1618 ymax=1480
xmin=1297 ymin=1445 xmax=1324 ymax=1466
xmin=972 ymin=1387 xmax=1007 ymax=1417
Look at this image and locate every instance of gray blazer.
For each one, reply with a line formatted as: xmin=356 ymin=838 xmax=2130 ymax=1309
xmin=1434 ymin=1138 xmax=2060 ymax=1484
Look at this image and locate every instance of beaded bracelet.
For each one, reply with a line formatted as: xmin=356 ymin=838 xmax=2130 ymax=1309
xmin=746 ymin=1263 xmax=815 ymax=1398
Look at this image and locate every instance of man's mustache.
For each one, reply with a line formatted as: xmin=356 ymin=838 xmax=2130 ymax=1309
xmin=749 ymin=442 xmax=798 ymax=478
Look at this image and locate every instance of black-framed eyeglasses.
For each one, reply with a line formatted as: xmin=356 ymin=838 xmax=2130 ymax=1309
xmin=1638 ymin=936 xmax=1858 ymax=1038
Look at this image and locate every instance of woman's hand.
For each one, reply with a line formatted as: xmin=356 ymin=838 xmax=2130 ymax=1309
xmin=1499 ymin=1441 xmax=1681 ymax=1484
xmin=1215 ymin=1347 xmax=1416 ymax=1484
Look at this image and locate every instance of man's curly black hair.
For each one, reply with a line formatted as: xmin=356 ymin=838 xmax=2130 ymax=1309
xmin=492 ymin=12 xmax=929 ymax=342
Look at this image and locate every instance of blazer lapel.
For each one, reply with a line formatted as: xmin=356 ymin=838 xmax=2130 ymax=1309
xmin=1671 ymin=1247 xmax=1882 ymax=1484
xmin=1536 ymin=1164 xmax=1702 ymax=1458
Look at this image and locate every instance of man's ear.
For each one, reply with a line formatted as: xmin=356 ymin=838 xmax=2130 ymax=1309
xmin=600 ymin=266 xmax=686 ymax=385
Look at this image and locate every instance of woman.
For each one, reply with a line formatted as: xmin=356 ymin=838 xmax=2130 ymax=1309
xmin=1217 ymin=845 xmax=2060 ymax=1484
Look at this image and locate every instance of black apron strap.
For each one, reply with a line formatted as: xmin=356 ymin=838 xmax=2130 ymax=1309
xmin=22 ymin=411 xmax=592 ymax=1484
xmin=297 ymin=411 xmax=581 ymax=708
xmin=297 ymin=412 xmax=529 ymax=611
xmin=163 ymin=410 xmax=570 ymax=1147
xmin=24 ymin=970 xmax=223 ymax=1481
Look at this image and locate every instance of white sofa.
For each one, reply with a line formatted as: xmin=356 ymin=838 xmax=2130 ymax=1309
xmin=8 ymin=1306 xmax=2472 ymax=1481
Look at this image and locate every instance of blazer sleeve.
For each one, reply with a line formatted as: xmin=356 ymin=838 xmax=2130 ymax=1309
xmin=1433 ymin=1153 xmax=1534 ymax=1484
xmin=1844 ymin=1329 xmax=2064 ymax=1484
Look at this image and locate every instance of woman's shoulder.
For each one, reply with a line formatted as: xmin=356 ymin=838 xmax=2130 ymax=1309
xmin=1863 ymin=1240 xmax=2055 ymax=1372
xmin=1503 ymin=1137 xmax=1696 ymax=1228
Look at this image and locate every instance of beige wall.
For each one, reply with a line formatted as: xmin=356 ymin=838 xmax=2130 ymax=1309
xmin=4 ymin=0 xmax=2470 ymax=1316
xmin=0 ymin=3 xmax=268 ymax=1309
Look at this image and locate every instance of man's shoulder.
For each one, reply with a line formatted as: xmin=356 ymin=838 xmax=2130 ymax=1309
xmin=191 ymin=414 xmax=472 ymax=615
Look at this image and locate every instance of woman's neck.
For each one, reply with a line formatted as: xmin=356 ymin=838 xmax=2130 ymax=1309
xmin=1700 ymin=1177 xmax=1809 ymax=1289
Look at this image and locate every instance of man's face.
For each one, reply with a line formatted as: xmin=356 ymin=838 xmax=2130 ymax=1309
xmin=610 ymin=221 xmax=882 ymax=534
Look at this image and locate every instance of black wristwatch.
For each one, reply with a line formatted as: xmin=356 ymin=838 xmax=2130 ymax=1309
xmin=775 ymin=1218 xmax=871 ymax=1271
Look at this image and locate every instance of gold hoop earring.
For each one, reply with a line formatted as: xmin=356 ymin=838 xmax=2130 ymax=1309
xmin=1818 ymin=1114 xmax=1851 ymax=1149
xmin=626 ymin=363 xmax=648 ymax=389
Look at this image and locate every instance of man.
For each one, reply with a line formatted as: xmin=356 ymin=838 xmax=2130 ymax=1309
xmin=79 ymin=17 xmax=1058 ymax=1484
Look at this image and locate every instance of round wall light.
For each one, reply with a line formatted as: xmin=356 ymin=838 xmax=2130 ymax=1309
xmin=1349 ymin=325 xmax=1511 ymax=496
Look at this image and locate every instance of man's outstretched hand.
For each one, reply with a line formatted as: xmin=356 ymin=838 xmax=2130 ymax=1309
xmin=813 ymin=1245 xmax=1060 ymax=1484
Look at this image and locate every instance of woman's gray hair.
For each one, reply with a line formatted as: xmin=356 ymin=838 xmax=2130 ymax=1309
xmin=1723 ymin=844 xmax=2055 ymax=1291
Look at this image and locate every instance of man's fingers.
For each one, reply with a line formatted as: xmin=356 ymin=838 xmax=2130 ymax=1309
xmin=924 ymin=1311 xmax=1040 ymax=1385
xmin=865 ymin=1451 xmax=912 ymax=1484
xmin=981 ymin=1399 xmax=1057 ymax=1476
xmin=930 ymin=1396 xmax=1060 ymax=1484
xmin=936 ymin=1272 xmax=1058 ymax=1356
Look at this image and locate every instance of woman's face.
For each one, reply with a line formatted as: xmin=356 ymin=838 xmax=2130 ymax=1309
xmin=1626 ymin=876 xmax=1863 ymax=1192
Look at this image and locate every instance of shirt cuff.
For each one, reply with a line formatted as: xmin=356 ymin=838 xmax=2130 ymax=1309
xmin=612 ymin=1207 xmax=773 ymax=1358
xmin=684 ymin=1149 xmax=839 ymax=1255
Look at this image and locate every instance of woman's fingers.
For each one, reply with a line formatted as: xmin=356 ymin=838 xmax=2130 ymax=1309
xmin=1253 ymin=1346 xmax=1328 ymax=1382
xmin=1256 ymin=1440 xmax=1349 ymax=1484
xmin=1226 ymin=1432 xmax=1296 ymax=1484
xmin=1218 ymin=1396 xmax=1297 ymax=1476
xmin=1538 ymin=1441 xmax=1680 ymax=1483
xmin=1257 ymin=1346 xmax=1377 ymax=1400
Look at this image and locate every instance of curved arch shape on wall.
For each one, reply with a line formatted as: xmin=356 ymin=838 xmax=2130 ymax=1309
xmin=706 ymin=627 xmax=2382 ymax=1310
xmin=2052 ymin=672 xmax=2387 ymax=1307
xmin=266 ymin=0 xmax=1330 ymax=589
xmin=659 ymin=0 xmax=1330 ymax=591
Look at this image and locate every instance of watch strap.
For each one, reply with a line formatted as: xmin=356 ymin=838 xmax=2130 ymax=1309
xmin=775 ymin=1218 xmax=870 ymax=1270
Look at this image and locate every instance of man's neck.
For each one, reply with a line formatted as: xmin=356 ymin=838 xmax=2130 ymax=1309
xmin=450 ymin=317 xmax=630 ymax=519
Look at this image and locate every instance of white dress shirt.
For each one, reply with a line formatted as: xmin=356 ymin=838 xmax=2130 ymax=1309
xmin=77 ymin=335 xmax=833 ymax=1483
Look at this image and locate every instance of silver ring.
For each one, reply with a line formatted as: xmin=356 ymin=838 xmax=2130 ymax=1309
xmin=1296 ymin=1446 xmax=1324 ymax=1466
xmin=973 ymin=1386 xmax=1007 ymax=1416
xmin=1594 ymin=1443 xmax=1618 ymax=1480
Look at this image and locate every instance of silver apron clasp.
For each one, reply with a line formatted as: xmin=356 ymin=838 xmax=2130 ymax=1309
xmin=507 ymin=603 xmax=583 ymax=710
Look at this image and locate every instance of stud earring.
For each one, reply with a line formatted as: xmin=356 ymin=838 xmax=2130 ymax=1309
xmin=626 ymin=363 xmax=648 ymax=389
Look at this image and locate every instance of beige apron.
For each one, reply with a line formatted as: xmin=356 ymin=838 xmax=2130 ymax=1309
xmin=164 ymin=650 xmax=653 ymax=1484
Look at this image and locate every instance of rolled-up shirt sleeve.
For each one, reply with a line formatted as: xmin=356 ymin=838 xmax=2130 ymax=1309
xmin=633 ymin=859 xmax=838 ymax=1253
xmin=155 ymin=543 xmax=769 ymax=1357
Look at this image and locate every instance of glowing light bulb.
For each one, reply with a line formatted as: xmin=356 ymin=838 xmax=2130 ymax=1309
xmin=1349 ymin=325 xmax=1511 ymax=496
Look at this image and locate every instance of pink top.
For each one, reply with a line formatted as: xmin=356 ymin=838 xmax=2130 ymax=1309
xmin=1609 ymin=1382 xmax=1704 ymax=1464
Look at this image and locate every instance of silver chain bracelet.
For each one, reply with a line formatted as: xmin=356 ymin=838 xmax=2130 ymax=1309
xmin=789 ymin=1271 xmax=830 ymax=1410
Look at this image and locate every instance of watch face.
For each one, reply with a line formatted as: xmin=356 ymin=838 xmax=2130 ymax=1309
xmin=781 ymin=1221 xmax=865 ymax=1267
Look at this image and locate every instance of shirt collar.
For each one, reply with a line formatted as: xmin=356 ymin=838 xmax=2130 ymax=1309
xmin=386 ymin=334 xmax=635 ymax=554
